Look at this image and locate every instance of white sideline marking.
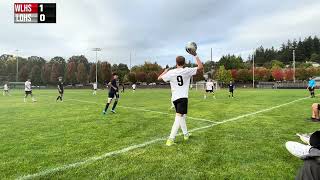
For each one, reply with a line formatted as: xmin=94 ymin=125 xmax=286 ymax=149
xmin=17 ymin=96 xmax=310 ymax=180
xmin=46 ymin=96 xmax=216 ymax=123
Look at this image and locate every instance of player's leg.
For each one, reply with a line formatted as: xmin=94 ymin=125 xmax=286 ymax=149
xmin=178 ymin=98 xmax=190 ymax=140
xmin=167 ymin=113 xmax=181 ymax=146
xmin=30 ymin=92 xmax=36 ymax=102
xmin=111 ymin=93 xmax=119 ymax=113
xmin=212 ymin=91 xmax=216 ymax=99
xmin=103 ymin=92 xmax=113 ymax=114
xmin=60 ymin=92 xmax=64 ymax=102
xmin=166 ymin=100 xmax=181 ymax=146
xmin=24 ymin=92 xmax=28 ymax=102
xmin=312 ymin=89 xmax=315 ymax=97
xmin=56 ymin=92 xmax=61 ymax=101
xmin=311 ymin=103 xmax=320 ymax=120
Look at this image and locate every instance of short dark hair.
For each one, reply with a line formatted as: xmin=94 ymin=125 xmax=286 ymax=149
xmin=176 ymin=56 xmax=185 ymax=66
xmin=112 ymin=73 xmax=118 ymax=76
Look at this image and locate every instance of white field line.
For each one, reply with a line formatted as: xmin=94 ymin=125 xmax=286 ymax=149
xmin=43 ymin=95 xmax=216 ymax=123
xmin=17 ymin=96 xmax=310 ymax=180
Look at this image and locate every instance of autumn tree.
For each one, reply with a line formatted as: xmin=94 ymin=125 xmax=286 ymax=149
xmin=76 ymin=63 xmax=87 ymax=84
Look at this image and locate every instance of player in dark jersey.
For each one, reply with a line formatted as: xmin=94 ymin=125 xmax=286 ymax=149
xmin=228 ymin=81 xmax=234 ymax=98
xmin=103 ymin=73 xmax=119 ymax=114
xmin=56 ymin=77 xmax=64 ymax=102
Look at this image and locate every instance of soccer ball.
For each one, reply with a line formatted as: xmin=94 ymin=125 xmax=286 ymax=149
xmin=185 ymin=42 xmax=197 ymax=54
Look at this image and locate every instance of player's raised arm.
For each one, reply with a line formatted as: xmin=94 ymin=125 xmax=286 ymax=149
xmin=194 ymin=55 xmax=204 ymax=71
xmin=158 ymin=68 xmax=169 ymax=81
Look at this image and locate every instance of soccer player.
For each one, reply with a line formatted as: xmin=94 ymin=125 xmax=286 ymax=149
xmin=24 ymin=79 xmax=36 ymax=102
xmin=93 ymin=82 xmax=97 ymax=95
xmin=56 ymin=77 xmax=64 ymax=102
xmin=307 ymin=77 xmax=316 ymax=98
xmin=158 ymin=53 xmax=203 ymax=146
xmin=103 ymin=73 xmax=119 ymax=114
xmin=132 ymin=83 xmax=136 ymax=92
xmin=228 ymin=81 xmax=235 ymax=98
xmin=3 ymin=82 xmax=10 ymax=96
xmin=204 ymin=79 xmax=215 ymax=99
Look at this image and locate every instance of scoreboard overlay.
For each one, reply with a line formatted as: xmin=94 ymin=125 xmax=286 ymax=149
xmin=14 ymin=3 xmax=56 ymax=23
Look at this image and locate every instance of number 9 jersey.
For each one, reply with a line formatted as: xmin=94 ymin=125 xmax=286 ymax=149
xmin=162 ymin=67 xmax=197 ymax=101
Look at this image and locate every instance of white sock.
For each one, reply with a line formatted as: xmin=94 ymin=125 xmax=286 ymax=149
xmin=169 ymin=115 xmax=181 ymax=140
xmin=204 ymin=95 xmax=206 ymax=99
xmin=24 ymin=98 xmax=26 ymax=102
xmin=180 ymin=115 xmax=188 ymax=135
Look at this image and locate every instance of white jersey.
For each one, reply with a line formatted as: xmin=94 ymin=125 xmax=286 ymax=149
xmin=25 ymin=81 xmax=32 ymax=91
xmin=4 ymin=84 xmax=8 ymax=90
xmin=206 ymin=82 xmax=214 ymax=90
xmin=162 ymin=67 xmax=197 ymax=101
xmin=93 ymin=83 xmax=97 ymax=89
xmin=132 ymin=84 xmax=136 ymax=89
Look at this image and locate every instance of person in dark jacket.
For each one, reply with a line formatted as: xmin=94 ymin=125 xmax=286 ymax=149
xmin=286 ymin=131 xmax=320 ymax=180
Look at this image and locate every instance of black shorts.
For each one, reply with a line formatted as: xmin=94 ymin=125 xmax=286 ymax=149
xmin=309 ymin=87 xmax=315 ymax=91
xmin=108 ymin=91 xmax=119 ymax=99
xmin=318 ymin=104 xmax=320 ymax=110
xmin=173 ymin=98 xmax=188 ymax=115
xmin=229 ymin=89 xmax=234 ymax=93
xmin=206 ymin=90 xmax=213 ymax=93
xmin=25 ymin=91 xmax=32 ymax=95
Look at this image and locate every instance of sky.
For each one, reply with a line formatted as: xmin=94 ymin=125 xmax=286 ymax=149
xmin=1 ymin=0 xmax=320 ymax=67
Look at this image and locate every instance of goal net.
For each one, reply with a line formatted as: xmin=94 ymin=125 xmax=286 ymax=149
xmin=192 ymin=81 xmax=219 ymax=91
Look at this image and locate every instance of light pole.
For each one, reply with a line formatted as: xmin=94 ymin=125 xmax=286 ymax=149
xmin=293 ymin=49 xmax=296 ymax=83
xmin=92 ymin=48 xmax=102 ymax=87
xmin=15 ymin=49 xmax=19 ymax=82
xmin=252 ymin=52 xmax=255 ymax=88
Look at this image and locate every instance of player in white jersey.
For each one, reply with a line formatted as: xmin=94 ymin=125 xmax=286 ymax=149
xmin=24 ymin=79 xmax=36 ymax=102
xmin=158 ymin=53 xmax=203 ymax=146
xmin=93 ymin=83 xmax=97 ymax=95
xmin=3 ymin=82 xmax=10 ymax=96
xmin=132 ymin=83 xmax=136 ymax=92
xmin=204 ymin=79 xmax=215 ymax=99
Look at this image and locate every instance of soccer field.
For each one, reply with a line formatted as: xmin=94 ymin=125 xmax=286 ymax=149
xmin=1 ymin=88 xmax=320 ymax=179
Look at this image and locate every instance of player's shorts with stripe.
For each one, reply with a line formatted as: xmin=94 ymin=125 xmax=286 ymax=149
xmin=108 ymin=91 xmax=119 ymax=99
xmin=173 ymin=98 xmax=188 ymax=115
xmin=25 ymin=91 xmax=32 ymax=95
xmin=206 ymin=90 xmax=213 ymax=93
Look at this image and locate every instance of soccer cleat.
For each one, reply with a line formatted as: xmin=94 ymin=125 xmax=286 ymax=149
xmin=166 ymin=139 xmax=176 ymax=146
xmin=102 ymin=111 xmax=106 ymax=115
xmin=184 ymin=133 xmax=192 ymax=141
xmin=111 ymin=110 xmax=116 ymax=113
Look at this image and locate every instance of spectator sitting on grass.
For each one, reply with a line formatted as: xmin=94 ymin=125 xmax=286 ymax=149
xmin=286 ymin=131 xmax=320 ymax=180
xmin=311 ymin=103 xmax=320 ymax=122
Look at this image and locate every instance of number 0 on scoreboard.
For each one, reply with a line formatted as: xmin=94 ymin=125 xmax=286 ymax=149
xmin=14 ymin=3 xmax=56 ymax=23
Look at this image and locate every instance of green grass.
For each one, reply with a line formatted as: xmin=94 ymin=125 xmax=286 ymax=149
xmin=0 ymin=88 xmax=320 ymax=179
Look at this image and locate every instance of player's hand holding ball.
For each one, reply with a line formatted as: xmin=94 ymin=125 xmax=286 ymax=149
xmin=185 ymin=42 xmax=197 ymax=56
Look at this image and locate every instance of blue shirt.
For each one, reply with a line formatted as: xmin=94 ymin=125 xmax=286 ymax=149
xmin=309 ymin=79 xmax=316 ymax=88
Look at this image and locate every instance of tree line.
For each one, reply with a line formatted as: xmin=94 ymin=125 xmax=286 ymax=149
xmin=1 ymin=35 xmax=319 ymax=85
